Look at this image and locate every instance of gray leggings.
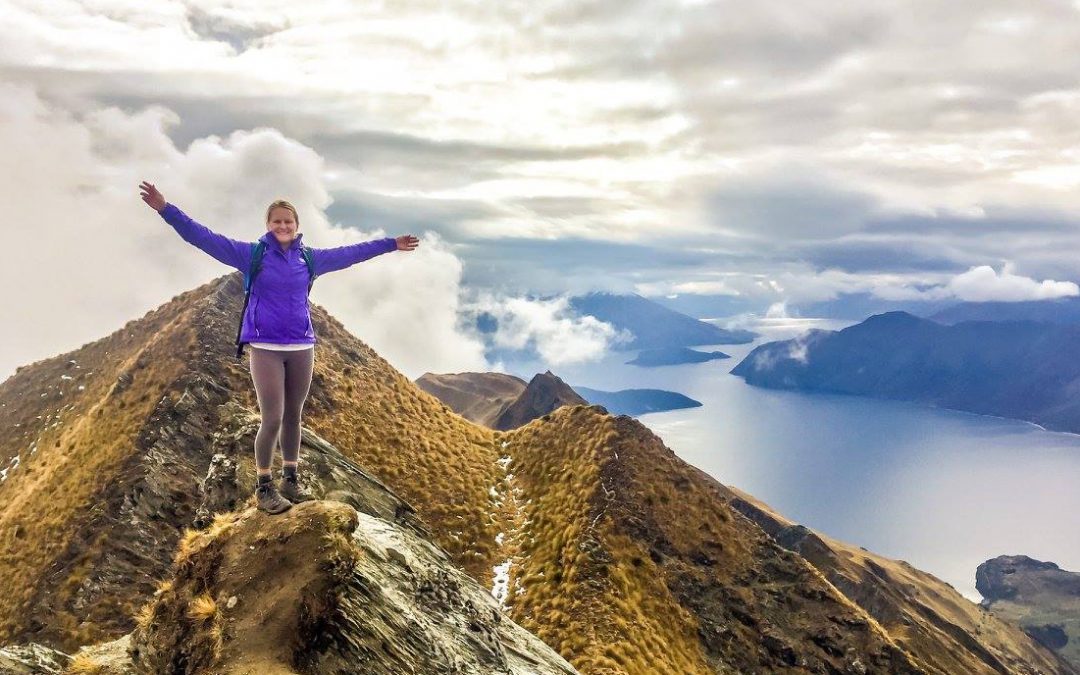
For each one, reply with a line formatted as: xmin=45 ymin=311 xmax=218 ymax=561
xmin=248 ymin=346 xmax=314 ymax=470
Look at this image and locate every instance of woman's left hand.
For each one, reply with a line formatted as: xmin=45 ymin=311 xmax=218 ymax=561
xmin=396 ymin=235 xmax=419 ymax=251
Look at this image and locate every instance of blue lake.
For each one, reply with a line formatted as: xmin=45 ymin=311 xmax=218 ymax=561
xmin=508 ymin=318 xmax=1080 ymax=601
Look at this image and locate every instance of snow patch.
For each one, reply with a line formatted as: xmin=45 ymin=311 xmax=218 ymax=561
xmin=491 ymin=559 xmax=512 ymax=609
xmin=1 ymin=455 xmax=20 ymax=482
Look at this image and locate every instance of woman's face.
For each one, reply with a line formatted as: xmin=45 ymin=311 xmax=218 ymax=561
xmin=267 ymin=206 xmax=298 ymax=245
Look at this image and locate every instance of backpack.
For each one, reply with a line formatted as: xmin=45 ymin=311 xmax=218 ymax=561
xmin=235 ymin=240 xmax=317 ymax=358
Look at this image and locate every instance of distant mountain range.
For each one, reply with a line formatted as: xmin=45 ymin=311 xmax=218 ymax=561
xmin=731 ymin=311 xmax=1080 ymax=433
xmin=931 ymin=296 xmax=1080 ymax=325
xmin=794 ymin=292 xmax=958 ymax=321
xmin=567 ymin=292 xmax=756 ymax=349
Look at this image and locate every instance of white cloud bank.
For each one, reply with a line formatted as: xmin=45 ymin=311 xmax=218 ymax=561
xmin=0 ymin=81 xmax=619 ymax=382
xmin=465 ymin=294 xmax=628 ymax=366
xmin=874 ymin=263 xmax=1079 ymax=303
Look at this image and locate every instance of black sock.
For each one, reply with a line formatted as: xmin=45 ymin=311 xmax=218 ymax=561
xmin=257 ymin=472 xmax=273 ymax=485
xmin=283 ymin=464 xmax=297 ymax=480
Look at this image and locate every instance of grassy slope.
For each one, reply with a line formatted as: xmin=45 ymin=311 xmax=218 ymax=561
xmin=500 ymin=406 xmax=923 ymax=674
xmin=0 ymin=286 xmax=204 ymax=646
xmin=726 ymin=486 xmax=1076 ymax=675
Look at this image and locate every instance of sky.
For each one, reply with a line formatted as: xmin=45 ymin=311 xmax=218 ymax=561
xmin=5 ymin=0 xmax=1080 ymax=378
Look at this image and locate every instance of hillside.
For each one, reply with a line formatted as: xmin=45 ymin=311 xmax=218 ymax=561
xmin=725 ymin=488 xmax=1072 ymax=675
xmin=415 ymin=371 xmax=585 ymax=430
xmin=415 ymin=371 xmax=528 ymax=426
xmin=0 ymin=273 xmax=503 ymax=652
xmin=731 ymin=311 xmax=1080 ymax=434
xmin=0 ymin=274 xmax=1072 ymax=674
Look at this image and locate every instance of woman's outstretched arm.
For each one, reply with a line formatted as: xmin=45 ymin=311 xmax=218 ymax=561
xmin=309 ymin=234 xmax=419 ymax=275
xmin=139 ymin=180 xmax=250 ymax=271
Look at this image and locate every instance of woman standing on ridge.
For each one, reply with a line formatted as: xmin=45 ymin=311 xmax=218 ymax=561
xmin=138 ymin=180 xmax=419 ymax=515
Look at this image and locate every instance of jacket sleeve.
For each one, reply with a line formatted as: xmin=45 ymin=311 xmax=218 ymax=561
xmin=159 ymin=202 xmax=251 ymax=271
xmin=309 ymin=237 xmax=398 ymax=275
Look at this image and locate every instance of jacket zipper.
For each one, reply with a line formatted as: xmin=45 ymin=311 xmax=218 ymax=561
xmin=253 ymin=296 xmax=261 ymax=336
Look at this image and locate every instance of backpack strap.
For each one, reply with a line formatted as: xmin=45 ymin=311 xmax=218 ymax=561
xmin=235 ymin=242 xmax=268 ymax=359
xmin=300 ymin=245 xmax=317 ymax=293
xmin=244 ymin=241 xmax=268 ymax=292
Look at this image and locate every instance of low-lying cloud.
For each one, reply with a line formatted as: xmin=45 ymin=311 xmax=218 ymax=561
xmin=874 ymin=263 xmax=1079 ymax=303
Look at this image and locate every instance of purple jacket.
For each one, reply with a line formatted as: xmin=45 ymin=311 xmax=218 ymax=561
xmin=160 ymin=202 xmax=397 ymax=346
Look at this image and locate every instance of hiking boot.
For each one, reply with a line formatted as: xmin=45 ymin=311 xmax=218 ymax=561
xmin=279 ymin=473 xmax=316 ymax=503
xmin=255 ymin=481 xmax=292 ymax=514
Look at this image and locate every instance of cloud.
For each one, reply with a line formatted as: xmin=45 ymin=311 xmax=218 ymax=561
xmin=9 ymin=0 xmax=1080 ymax=329
xmin=0 ymin=81 xmax=487 ymax=381
xmin=869 ymin=263 xmax=1079 ymax=302
xmin=464 ymin=294 xmax=628 ymax=365
xmin=942 ymin=263 xmax=1077 ymax=302
xmin=765 ymin=302 xmax=789 ymax=319
xmin=704 ymin=162 xmax=880 ymax=240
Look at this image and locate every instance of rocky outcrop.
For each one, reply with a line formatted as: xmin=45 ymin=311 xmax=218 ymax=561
xmin=0 ymin=498 xmax=579 ymax=675
xmin=977 ymin=555 xmax=1080 ymax=669
xmin=195 ymin=401 xmax=430 ymax=541
xmin=977 ymin=556 xmax=1080 ymax=605
xmin=126 ymin=499 xmax=577 ymax=674
xmin=0 ymin=643 xmax=70 ymax=673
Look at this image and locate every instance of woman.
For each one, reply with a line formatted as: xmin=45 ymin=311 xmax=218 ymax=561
xmin=138 ymin=180 xmax=418 ymax=515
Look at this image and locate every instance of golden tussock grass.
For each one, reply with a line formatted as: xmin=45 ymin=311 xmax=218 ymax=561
xmin=187 ymin=593 xmax=218 ymax=623
xmin=0 ymin=286 xmax=210 ymax=646
xmin=501 ymin=406 xmax=713 ymax=675
xmin=61 ymin=653 xmax=107 ymax=674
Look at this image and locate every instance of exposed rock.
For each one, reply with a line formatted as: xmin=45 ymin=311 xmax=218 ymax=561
xmin=203 ymin=401 xmax=431 ymax=541
xmin=977 ymin=555 xmax=1080 ymax=605
xmin=128 ymin=500 xmax=577 ymax=674
xmin=193 ymin=454 xmax=239 ymax=529
xmin=0 ymin=643 xmax=69 ymax=673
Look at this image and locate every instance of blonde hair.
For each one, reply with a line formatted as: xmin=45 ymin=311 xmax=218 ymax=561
xmin=265 ymin=199 xmax=299 ymax=227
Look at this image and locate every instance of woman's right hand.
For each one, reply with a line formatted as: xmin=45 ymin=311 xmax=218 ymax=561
xmin=139 ymin=181 xmax=166 ymax=212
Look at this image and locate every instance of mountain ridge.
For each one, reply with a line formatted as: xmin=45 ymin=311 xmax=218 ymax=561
xmin=0 ymin=275 xmax=1071 ymax=674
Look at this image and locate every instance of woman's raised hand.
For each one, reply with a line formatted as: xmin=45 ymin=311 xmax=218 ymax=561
xmin=139 ymin=181 xmax=167 ymax=212
xmin=396 ymin=235 xmax=419 ymax=252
